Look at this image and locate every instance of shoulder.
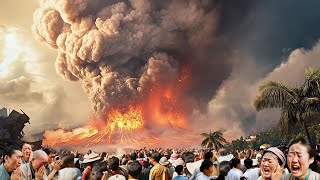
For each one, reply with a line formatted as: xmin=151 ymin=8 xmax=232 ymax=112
xmin=310 ymin=170 xmax=320 ymax=178
xmin=20 ymin=163 xmax=29 ymax=172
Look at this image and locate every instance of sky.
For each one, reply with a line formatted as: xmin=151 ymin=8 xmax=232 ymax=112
xmin=1 ymin=0 xmax=320 ymax=143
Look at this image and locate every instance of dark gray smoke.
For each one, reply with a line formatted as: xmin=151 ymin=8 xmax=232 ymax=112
xmin=33 ymin=0 xmax=320 ymax=136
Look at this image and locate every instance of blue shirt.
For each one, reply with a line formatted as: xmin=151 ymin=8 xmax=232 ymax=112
xmin=0 ymin=164 xmax=10 ymax=180
xmin=172 ymin=175 xmax=188 ymax=180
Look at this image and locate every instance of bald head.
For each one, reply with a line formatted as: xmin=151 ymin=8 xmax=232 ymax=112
xmin=32 ymin=150 xmax=48 ymax=170
xmin=33 ymin=150 xmax=48 ymax=160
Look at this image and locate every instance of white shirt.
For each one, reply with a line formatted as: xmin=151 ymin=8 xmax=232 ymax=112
xmin=227 ymin=168 xmax=243 ymax=180
xmin=195 ymin=172 xmax=210 ymax=180
xmin=242 ymin=168 xmax=260 ymax=180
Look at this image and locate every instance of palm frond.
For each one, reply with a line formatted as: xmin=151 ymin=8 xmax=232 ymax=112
xmin=254 ymin=81 xmax=299 ymax=111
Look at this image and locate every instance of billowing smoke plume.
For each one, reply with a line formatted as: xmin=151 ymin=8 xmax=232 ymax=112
xmin=33 ymin=0 xmax=221 ymax=114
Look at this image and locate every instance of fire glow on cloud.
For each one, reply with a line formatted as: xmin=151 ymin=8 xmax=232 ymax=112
xmin=33 ymin=0 xmax=219 ymax=147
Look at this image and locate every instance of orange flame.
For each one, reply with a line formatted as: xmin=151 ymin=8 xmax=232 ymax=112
xmin=42 ymin=66 xmax=193 ymax=148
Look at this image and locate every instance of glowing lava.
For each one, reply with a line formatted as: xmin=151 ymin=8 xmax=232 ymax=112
xmin=42 ymin=66 xmax=193 ymax=148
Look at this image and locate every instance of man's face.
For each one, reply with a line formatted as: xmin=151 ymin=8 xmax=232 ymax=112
xmin=22 ymin=144 xmax=32 ymax=160
xmin=5 ymin=150 xmax=22 ymax=171
xmin=32 ymin=157 xmax=48 ymax=170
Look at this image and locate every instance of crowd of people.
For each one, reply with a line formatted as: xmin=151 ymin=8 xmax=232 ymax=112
xmin=0 ymin=137 xmax=320 ymax=180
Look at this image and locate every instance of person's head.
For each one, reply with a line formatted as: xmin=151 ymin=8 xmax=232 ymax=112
xmin=130 ymin=152 xmax=137 ymax=161
xmin=31 ymin=150 xmax=48 ymax=170
xmin=260 ymin=147 xmax=286 ymax=179
xmin=244 ymin=158 xmax=253 ymax=169
xmin=22 ymin=143 xmax=32 ymax=162
xmin=287 ymin=137 xmax=316 ymax=179
xmin=175 ymin=165 xmax=184 ymax=175
xmin=3 ymin=146 xmax=22 ymax=173
xmin=127 ymin=160 xmax=142 ymax=179
xmin=219 ymin=161 xmax=231 ymax=177
xmin=149 ymin=152 xmax=161 ymax=165
xmin=231 ymin=158 xmax=241 ymax=169
xmin=138 ymin=152 xmax=144 ymax=159
xmin=89 ymin=161 xmax=108 ymax=180
xmin=204 ymin=151 xmax=213 ymax=161
xmin=61 ymin=153 xmax=75 ymax=168
xmin=109 ymin=156 xmax=120 ymax=171
xmin=200 ymin=159 xmax=214 ymax=176
xmin=43 ymin=148 xmax=56 ymax=164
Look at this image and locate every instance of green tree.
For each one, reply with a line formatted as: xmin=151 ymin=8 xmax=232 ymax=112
xmin=201 ymin=130 xmax=227 ymax=150
xmin=254 ymin=67 xmax=320 ymax=145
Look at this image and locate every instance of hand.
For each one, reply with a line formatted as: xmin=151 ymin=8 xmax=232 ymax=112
xmin=101 ymin=171 xmax=108 ymax=180
xmin=10 ymin=168 xmax=21 ymax=180
xmin=35 ymin=166 xmax=45 ymax=180
xmin=53 ymin=160 xmax=62 ymax=171
xmin=271 ymin=164 xmax=284 ymax=180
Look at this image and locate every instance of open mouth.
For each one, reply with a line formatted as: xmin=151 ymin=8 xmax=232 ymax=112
xmin=263 ymin=168 xmax=270 ymax=174
xmin=291 ymin=165 xmax=300 ymax=173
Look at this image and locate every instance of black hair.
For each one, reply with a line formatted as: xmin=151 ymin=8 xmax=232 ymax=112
xmin=219 ymin=161 xmax=231 ymax=176
xmin=3 ymin=146 xmax=20 ymax=163
xmin=43 ymin=148 xmax=56 ymax=155
xmin=61 ymin=153 xmax=75 ymax=168
xmin=150 ymin=152 xmax=161 ymax=163
xmin=231 ymin=158 xmax=240 ymax=168
xmin=89 ymin=161 xmax=108 ymax=180
xmin=175 ymin=165 xmax=184 ymax=175
xmin=200 ymin=159 xmax=213 ymax=172
xmin=127 ymin=160 xmax=142 ymax=178
xmin=109 ymin=156 xmax=120 ymax=171
xmin=138 ymin=152 xmax=144 ymax=158
xmin=130 ymin=152 xmax=137 ymax=161
xmin=244 ymin=158 xmax=253 ymax=169
xmin=204 ymin=151 xmax=213 ymax=160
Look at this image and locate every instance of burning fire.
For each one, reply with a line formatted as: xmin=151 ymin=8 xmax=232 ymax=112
xmin=43 ymin=66 xmax=193 ymax=148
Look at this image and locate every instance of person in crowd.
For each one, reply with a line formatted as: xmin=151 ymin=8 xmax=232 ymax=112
xmin=172 ymin=158 xmax=186 ymax=179
xmin=109 ymin=156 xmax=128 ymax=179
xmin=59 ymin=153 xmax=81 ymax=180
xmin=43 ymin=148 xmax=58 ymax=180
xmin=284 ymin=137 xmax=320 ymax=179
xmin=0 ymin=146 xmax=22 ymax=180
xmin=172 ymin=165 xmax=188 ymax=180
xmin=149 ymin=152 xmax=169 ymax=180
xmin=128 ymin=160 xmax=142 ymax=180
xmin=89 ymin=161 xmax=108 ymax=180
xmin=227 ymin=158 xmax=243 ymax=180
xmin=20 ymin=149 xmax=48 ymax=180
xmin=190 ymin=151 xmax=218 ymax=180
xmin=257 ymin=147 xmax=287 ymax=180
xmin=81 ymin=152 xmax=101 ymax=180
xmin=159 ymin=156 xmax=173 ymax=179
xmin=21 ymin=143 xmax=32 ymax=165
xmin=195 ymin=160 xmax=214 ymax=180
xmin=242 ymin=158 xmax=260 ymax=180
xmin=130 ymin=153 xmax=138 ymax=161
xmin=216 ymin=161 xmax=231 ymax=180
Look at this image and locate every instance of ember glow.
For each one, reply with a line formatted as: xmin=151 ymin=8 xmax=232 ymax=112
xmin=43 ymin=68 xmax=192 ymax=148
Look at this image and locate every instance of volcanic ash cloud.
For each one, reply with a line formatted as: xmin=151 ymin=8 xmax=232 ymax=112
xmin=33 ymin=0 xmax=216 ymax=115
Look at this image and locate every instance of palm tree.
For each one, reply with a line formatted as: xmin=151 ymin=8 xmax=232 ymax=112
xmin=254 ymin=67 xmax=320 ymax=145
xmin=201 ymin=130 xmax=227 ymax=150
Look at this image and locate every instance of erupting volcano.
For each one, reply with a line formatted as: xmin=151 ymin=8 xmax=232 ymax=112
xmin=43 ymin=66 xmax=194 ymax=148
xmin=33 ymin=0 xmax=217 ymax=148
